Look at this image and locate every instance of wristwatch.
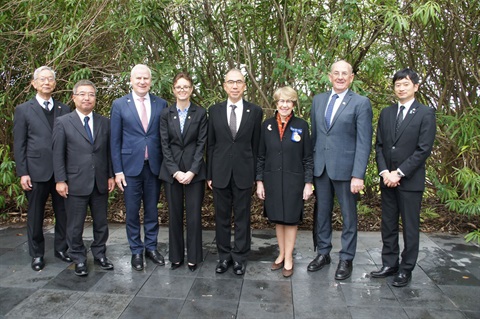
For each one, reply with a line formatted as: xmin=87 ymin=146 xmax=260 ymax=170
xmin=396 ymin=169 xmax=404 ymax=177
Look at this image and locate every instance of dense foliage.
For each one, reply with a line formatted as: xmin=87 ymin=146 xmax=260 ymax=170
xmin=1 ymin=0 xmax=479 ymax=242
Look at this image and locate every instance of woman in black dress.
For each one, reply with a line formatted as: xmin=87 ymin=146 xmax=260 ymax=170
xmin=256 ymin=86 xmax=313 ymax=277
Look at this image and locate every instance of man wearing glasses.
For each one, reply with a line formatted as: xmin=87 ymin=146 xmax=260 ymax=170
xmin=309 ymin=60 xmax=373 ymax=280
xmin=207 ymin=69 xmax=263 ymax=275
xmin=110 ymin=64 xmax=167 ymax=271
xmin=14 ymin=66 xmax=72 ymax=271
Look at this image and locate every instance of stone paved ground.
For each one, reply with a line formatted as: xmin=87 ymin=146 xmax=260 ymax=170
xmin=1 ymin=223 xmax=479 ymax=318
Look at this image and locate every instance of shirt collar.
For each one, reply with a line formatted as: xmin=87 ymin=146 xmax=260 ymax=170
xmin=35 ymin=94 xmax=53 ymax=107
xmin=75 ymin=109 xmax=93 ymax=121
xmin=132 ymin=91 xmax=149 ymax=102
xmin=398 ymin=98 xmax=415 ymax=112
xmin=227 ymin=98 xmax=243 ymax=109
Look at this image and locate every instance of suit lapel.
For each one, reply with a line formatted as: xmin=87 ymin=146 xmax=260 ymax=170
xmin=125 ymin=93 xmax=144 ymax=131
xmin=182 ymin=104 xmax=196 ymax=138
xmin=219 ymin=101 xmax=231 ymax=137
xmin=31 ymin=99 xmax=51 ymax=131
xmin=395 ymin=101 xmax=420 ymax=141
xmin=329 ymin=90 xmax=350 ymax=131
xmin=92 ymin=113 xmax=103 ymax=144
xmin=69 ymin=112 xmax=91 ymax=144
xmin=316 ymin=93 xmax=329 ymax=132
xmin=169 ymin=105 xmax=183 ymax=141
xmin=236 ymin=100 xmax=252 ymax=138
xmin=148 ymin=93 xmax=159 ymax=133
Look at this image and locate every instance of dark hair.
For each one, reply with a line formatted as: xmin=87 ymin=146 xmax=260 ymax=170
xmin=173 ymin=72 xmax=193 ymax=86
xmin=393 ymin=68 xmax=420 ymax=85
xmin=73 ymin=80 xmax=96 ymax=94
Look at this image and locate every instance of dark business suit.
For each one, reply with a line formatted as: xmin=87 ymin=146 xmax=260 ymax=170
xmin=110 ymin=93 xmax=167 ymax=254
xmin=207 ymin=100 xmax=263 ymax=263
xmin=310 ymin=89 xmax=373 ymax=260
xmin=52 ymin=111 xmax=113 ymax=263
xmin=159 ymin=103 xmax=207 ymax=264
xmin=13 ymin=97 xmax=70 ymax=258
xmin=375 ymin=100 xmax=436 ymax=272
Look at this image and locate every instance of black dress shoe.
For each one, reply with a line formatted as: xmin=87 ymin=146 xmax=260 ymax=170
xmin=370 ymin=266 xmax=399 ymax=278
xmin=54 ymin=251 xmax=72 ymax=263
xmin=335 ymin=260 xmax=353 ymax=280
xmin=131 ymin=254 xmax=144 ymax=271
xmin=215 ymin=260 xmax=232 ymax=273
xmin=145 ymin=250 xmax=165 ymax=265
xmin=75 ymin=262 xmax=88 ymax=276
xmin=171 ymin=261 xmax=184 ymax=270
xmin=307 ymin=254 xmax=331 ymax=272
xmin=392 ymin=271 xmax=411 ymax=287
xmin=31 ymin=257 xmax=45 ymax=271
xmin=233 ymin=261 xmax=246 ymax=275
xmin=94 ymin=257 xmax=114 ymax=270
xmin=188 ymin=264 xmax=197 ymax=272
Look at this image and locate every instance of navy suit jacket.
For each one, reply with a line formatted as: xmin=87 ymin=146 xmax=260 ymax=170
xmin=52 ymin=112 xmax=113 ymax=196
xmin=13 ymin=97 xmax=71 ymax=182
xmin=159 ymin=103 xmax=208 ymax=184
xmin=207 ymin=99 xmax=263 ymax=189
xmin=110 ymin=93 xmax=167 ymax=176
xmin=310 ymin=89 xmax=373 ymax=180
xmin=375 ymin=100 xmax=436 ymax=191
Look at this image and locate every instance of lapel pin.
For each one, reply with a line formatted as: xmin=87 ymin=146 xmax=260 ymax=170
xmin=247 ymin=109 xmax=250 ymax=112
xmin=342 ymin=102 xmax=346 ymax=105
xmin=267 ymin=124 xmax=272 ymax=131
xmin=174 ymin=116 xmax=177 ymax=119
xmin=188 ymin=116 xmax=191 ymax=119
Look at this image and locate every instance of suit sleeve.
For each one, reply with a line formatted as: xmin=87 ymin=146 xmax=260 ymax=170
xmin=310 ymin=98 xmax=317 ymax=149
xmin=255 ymin=121 xmax=266 ymax=181
xmin=189 ymin=108 xmax=208 ymax=175
xmin=52 ymin=118 xmax=67 ymax=182
xmin=13 ymin=106 xmax=28 ymax=177
xmin=375 ymin=110 xmax=388 ymax=173
xmin=398 ymin=107 xmax=436 ymax=177
xmin=352 ymin=97 xmax=373 ymax=179
xmin=206 ymin=106 xmax=215 ymax=180
xmin=251 ymin=106 xmax=263 ymax=161
xmin=302 ymin=121 xmax=314 ymax=183
xmin=110 ymin=100 xmax=123 ymax=174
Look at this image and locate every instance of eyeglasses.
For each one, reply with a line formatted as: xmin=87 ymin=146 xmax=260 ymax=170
xmin=225 ymin=80 xmax=245 ymax=86
xmin=174 ymin=86 xmax=192 ymax=91
xmin=36 ymin=77 xmax=55 ymax=83
xmin=74 ymin=92 xmax=96 ymax=98
xmin=277 ymin=99 xmax=295 ymax=105
xmin=330 ymin=71 xmax=352 ymax=78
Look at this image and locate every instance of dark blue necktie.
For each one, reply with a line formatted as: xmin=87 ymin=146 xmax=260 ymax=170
xmin=395 ymin=105 xmax=405 ymax=136
xmin=325 ymin=94 xmax=338 ymax=129
xmin=43 ymin=101 xmax=50 ymax=111
xmin=84 ymin=116 xmax=94 ymax=144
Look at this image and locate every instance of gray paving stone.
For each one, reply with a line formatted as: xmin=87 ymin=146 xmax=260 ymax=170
xmin=237 ymin=301 xmax=294 ymax=319
xmin=43 ymin=266 xmax=107 ymax=291
xmin=392 ymin=285 xmax=458 ymax=310
xmin=89 ymin=270 xmax=149 ymax=295
xmin=438 ymin=285 xmax=480 ymax=312
xmin=62 ymin=292 xmax=132 ymax=319
xmin=349 ymin=306 xmax=408 ymax=319
xmin=137 ymin=272 xmax=196 ymax=299
xmin=187 ymin=277 xmax=243 ymax=301
xmin=340 ymin=281 xmax=400 ymax=307
xmin=403 ymin=307 xmax=467 ymax=319
xmin=240 ymin=279 xmax=292 ymax=304
xmin=179 ymin=299 xmax=238 ymax=318
xmin=118 ymin=296 xmax=184 ymax=318
xmin=0 ymin=287 xmax=36 ymax=316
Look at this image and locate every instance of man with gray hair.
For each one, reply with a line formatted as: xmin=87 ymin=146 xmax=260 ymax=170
xmin=14 ymin=66 xmax=72 ymax=271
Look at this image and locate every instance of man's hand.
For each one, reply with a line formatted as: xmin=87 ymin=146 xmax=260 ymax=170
xmin=108 ymin=178 xmax=115 ymax=193
xmin=179 ymin=171 xmax=195 ymax=185
xmin=382 ymin=171 xmax=401 ymax=188
xmin=56 ymin=182 xmax=68 ymax=198
xmin=20 ymin=175 xmax=32 ymax=191
xmin=207 ymin=180 xmax=213 ymax=190
xmin=350 ymin=177 xmax=364 ymax=194
xmin=256 ymin=181 xmax=265 ymax=200
xmin=115 ymin=173 xmax=127 ymax=192
xmin=303 ymin=183 xmax=313 ymax=200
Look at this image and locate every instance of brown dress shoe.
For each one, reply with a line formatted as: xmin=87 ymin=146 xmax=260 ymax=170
xmin=271 ymin=261 xmax=284 ymax=271
xmin=282 ymin=264 xmax=294 ymax=278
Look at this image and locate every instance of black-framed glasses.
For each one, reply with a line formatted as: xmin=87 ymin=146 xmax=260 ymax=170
xmin=225 ymin=80 xmax=245 ymax=86
xmin=174 ymin=86 xmax=192 ymax=91
xmin=74 ymin=92 xmax=96 ymax=98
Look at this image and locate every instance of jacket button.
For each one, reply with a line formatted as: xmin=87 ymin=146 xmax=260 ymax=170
xmin=392 ymin=146 xmax=396 ymax=149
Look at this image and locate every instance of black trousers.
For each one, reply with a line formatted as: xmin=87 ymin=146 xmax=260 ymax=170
xmin=380 ymin=187 xmax=423 ymax=272
xmin=165 ymin=180 xmax=204 ymax=264
xmin=65 ymin=185 xmax=109 ymax=263
xmin=213 ymin=175 xmax=252 ymax=263
xmin=26 ymin=177 xmax=67 ymax=257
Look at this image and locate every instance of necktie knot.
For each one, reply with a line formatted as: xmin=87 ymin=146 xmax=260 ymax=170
xmin=84 ymin=116 xmax=89 ymax=124
xmin=325 ymin=94 xmax=339 ymax=129
xmin=43 ymin=101 xmax=50 ymax=111
xmin=83 ymin=116 xmax=94 ymax=144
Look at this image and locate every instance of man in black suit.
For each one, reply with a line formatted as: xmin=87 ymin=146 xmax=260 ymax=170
xmin=53 ymin=80 xmax=115 ymax=276
xmin=371 ymin=68 xmax=436 ymax=287
xmin=13 ymin=66 xmax=72 ymax=271
xmin=207 ymin=69 xmax=263 ymax=275
xmin=309 ymin=60 xmax=373 ymax=280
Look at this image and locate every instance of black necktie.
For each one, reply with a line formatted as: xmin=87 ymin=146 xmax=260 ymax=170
xmin=229 ymin=105 xmax=237 ymax=138
xmin=325 ymin=94 xmax=338 ymax=129
xmin=395 ymin=105 xmax=405 ymax=136
xmin=43 ymin=101 xmax=50 ymax=111
xmin=84 ymin=116 xmax=94 ymax=144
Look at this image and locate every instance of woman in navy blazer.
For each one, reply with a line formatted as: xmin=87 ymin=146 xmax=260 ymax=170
xmin=256 ymin=86 xmax=314 ymax=278
xmin=159 ymin=72 xmax=207 ymax=271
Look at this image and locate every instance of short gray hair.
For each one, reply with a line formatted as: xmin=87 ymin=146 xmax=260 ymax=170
xmin=33 ymin=66 xmax=56 ymax=80
xmin=73 ymin=80 xmax=97 ymax=94
xmin=131 ymin=64 xmax=152 ymax=77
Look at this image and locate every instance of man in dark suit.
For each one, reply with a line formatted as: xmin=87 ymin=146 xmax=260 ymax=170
xmin=110 ymin=64 xmax=167 ymax=271
xmin=309 ymin=60 xmax=373 ymax=280
xmin=13 ymin=66 xmax=72 ymax=271
xmin=371 ymin=68 xmax=436 ymax=287
xmin=53 ymin=80 xmax=115 ymax=276
xmin=207 ymin=69 xmax=263 ymax=275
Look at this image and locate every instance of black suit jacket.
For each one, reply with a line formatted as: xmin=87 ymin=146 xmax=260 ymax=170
xmin=159 ymin=103 xmax=208 ymax=184
xmin=13 ymin=98 xmax=71 ymax=181
xmin=375 ymin=100 xmax=436 ymax=191
xmin=207 ymin=100 xmax=263 ymax=189
xmin=52 ymin=112 xmax=113 ymax=196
